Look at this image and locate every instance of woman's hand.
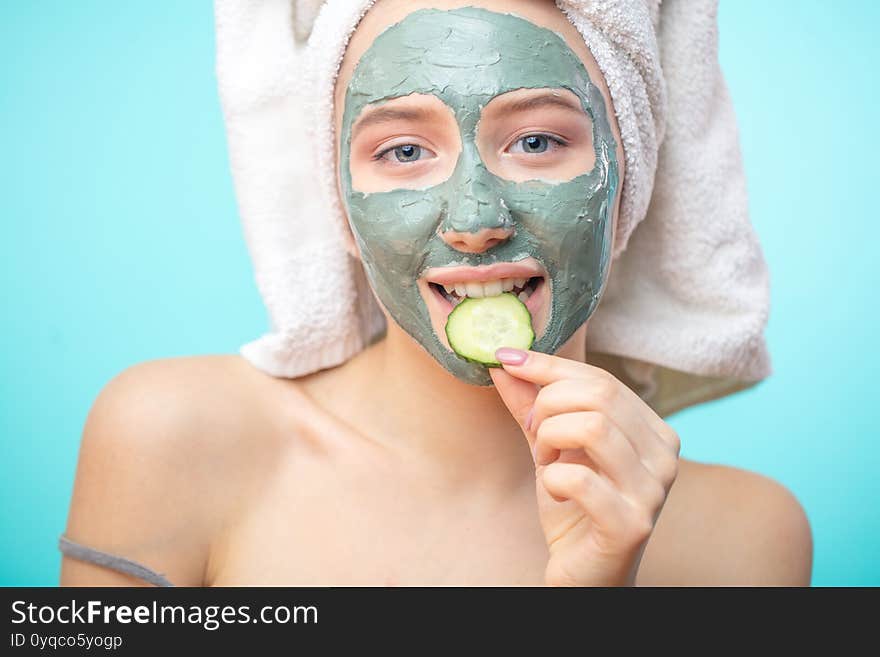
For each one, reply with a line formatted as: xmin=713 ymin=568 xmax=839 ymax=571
xmin=490 ymin=347 xmax=681 ymax=587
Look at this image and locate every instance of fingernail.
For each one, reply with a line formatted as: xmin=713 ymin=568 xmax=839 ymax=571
xmin=531 ymin=442 xmax=538 ymax=465
xmin=495 ymin=347 xmax=528 ymax=366
xmin=524 ymin=407 xmax=534 ymax=432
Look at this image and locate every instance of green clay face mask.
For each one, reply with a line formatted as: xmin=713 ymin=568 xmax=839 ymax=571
xmin=340 ymin=6 xmax=619 ymax=386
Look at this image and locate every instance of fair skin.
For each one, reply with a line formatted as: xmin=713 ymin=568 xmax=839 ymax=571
xmin=60 ymin=0 xmax=812 ymax=586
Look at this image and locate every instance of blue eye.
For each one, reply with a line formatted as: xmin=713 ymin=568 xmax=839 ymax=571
xmin=394 ymin=144 xmax=421 ymax=161
xmin=509 ymin=134 xmax=566 ymax=155
xmin=376 ymin=144 xmax=424 ymax=163
xmin=522 ymin=135 xmax=548 ymax=153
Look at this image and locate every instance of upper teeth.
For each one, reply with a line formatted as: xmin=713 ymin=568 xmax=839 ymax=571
xmin=441 ymin=277 xmax=531 ymax=299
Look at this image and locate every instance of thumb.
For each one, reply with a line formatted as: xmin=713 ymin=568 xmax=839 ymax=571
xmin=489 ymin=366 xmax=540 ymax=449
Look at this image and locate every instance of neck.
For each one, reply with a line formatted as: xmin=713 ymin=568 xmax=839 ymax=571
xmin=302 ymin=318 xmax=588 ymax=495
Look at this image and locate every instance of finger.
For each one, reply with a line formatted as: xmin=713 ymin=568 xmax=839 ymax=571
xmin=495 ymin=348 xmax=595 ymax=387
xmin=534 ymin=412 xmax=658 ymax=504
xmin=540 ymin=462 xmax=632 ymax=536
xmin=530 ymin=378 xmax=674 ymax=476
xmin=489 ymin=366 xmax=540 ymax=447
xmin=497 ymin=348 xmax=675 ymax=442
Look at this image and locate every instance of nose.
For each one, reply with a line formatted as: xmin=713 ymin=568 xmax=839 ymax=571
xmin=440 ymin=225 xmax=514 ymax=254
xmin=440 ymin=144 xmax=514 ymax=254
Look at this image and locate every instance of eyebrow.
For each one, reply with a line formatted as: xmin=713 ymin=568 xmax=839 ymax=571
xmin=501 ymin=92 xmax=587 ymax=115
xmin=350 ymin=106 xmax=434 ymax=141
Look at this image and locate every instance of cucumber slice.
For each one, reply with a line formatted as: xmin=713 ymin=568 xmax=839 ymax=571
xmin=445 ymin=292 xmax=535 ymax=366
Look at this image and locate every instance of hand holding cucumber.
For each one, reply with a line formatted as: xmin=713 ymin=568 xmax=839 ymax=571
xmin=489 ymin=348 xmax=682 ymax=587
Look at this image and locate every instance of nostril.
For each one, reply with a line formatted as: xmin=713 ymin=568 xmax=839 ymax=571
xmin=440 ymin=227 xmax=512 ymax=253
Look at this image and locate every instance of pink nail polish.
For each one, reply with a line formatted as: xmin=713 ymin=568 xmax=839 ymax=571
xmin=495 ymin=347 xmax=528 ymax=366
xmin=524 ymin=407 xmax=534 ymax=432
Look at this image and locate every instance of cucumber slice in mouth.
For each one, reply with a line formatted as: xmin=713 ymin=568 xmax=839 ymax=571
xmin=444 ymin=292 xmax=535 ymax=366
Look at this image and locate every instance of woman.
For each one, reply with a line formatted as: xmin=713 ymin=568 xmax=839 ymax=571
xmin=59 ymin=0 xmax=812 ymax=586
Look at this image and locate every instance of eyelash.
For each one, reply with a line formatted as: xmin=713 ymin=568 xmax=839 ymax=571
xmin=507 ymin=133 xmax=569 ymax=154
xmin=372 ymin=143 xmax=428 ymax=164
xmin=370 ymin=132 xmax=569 ymax=165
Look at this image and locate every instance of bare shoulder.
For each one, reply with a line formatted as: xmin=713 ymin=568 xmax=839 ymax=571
xmin=61 ymin=355 xmax=296 ymax=586
xmin=638 ymin=458 xmax=814 ymax=586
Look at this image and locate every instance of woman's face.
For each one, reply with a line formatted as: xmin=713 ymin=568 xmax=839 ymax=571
xmin=334 ymin=0 xmax=625 ymax=386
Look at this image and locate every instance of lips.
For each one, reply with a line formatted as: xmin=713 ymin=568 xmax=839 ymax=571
xmin=422 ymin=258 xmax=546 ymax=285
xmin=427 ymin=276 xmax=547 ymax=315
xmin=418 ymin=257 xmax=550 ymax=349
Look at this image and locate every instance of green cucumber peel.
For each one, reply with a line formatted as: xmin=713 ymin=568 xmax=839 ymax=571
xmin=444 ymin=292 xmax=535 ymax=367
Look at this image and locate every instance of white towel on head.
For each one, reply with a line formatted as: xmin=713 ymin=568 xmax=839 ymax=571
xmin=214 ymin=0 xmax=771 ymax=417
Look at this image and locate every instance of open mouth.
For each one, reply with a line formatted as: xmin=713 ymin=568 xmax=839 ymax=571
xmin=418 ymin=258 xmax=551 ymax=351
xmin=421 ymin=273 xmax=549 ymax=350
xmin=428 ymin=276 xmax=543 ymax=307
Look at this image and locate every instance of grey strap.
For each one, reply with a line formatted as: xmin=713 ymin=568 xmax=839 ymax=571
xmin=58 ymin=535 xmax=175 ymax=587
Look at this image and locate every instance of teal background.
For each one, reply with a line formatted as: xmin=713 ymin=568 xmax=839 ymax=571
xmin=1 ymin=1 xmax=877 ymax=586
